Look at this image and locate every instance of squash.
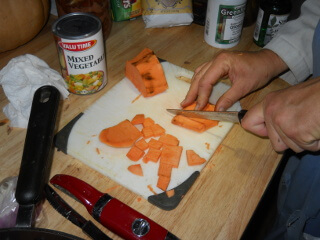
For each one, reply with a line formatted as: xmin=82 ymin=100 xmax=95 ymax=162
xmin=0 ymin=0 xmax=50 ymax=53
xmin=125 ymin=48 xmax=168 ymax=97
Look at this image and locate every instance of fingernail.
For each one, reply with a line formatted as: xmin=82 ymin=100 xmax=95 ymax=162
xmin=218 ymin=107 xmax=225 ymax=112
xmin=180 ymin=100 xmax=185 ymax=106
xmin=195 ymin=103 xmax=200 ymax=110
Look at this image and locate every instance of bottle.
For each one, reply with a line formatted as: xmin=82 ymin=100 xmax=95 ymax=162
xmin=253 ymin=0 xmax=291 ymax=47
xmin=204 ymin=0 xmax=247 ymax=48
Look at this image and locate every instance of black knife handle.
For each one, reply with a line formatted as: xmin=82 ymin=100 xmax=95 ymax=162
xmin=238 ymin=110 xmax=248 ymax=124
xmin=15 ymin=86 xmax=60 ymax=226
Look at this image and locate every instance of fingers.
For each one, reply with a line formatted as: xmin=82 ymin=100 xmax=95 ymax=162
xmin=181 ymin=59 xmax=228 ymax=110
xmin=181 ymin=62 xmax=210 ymax=108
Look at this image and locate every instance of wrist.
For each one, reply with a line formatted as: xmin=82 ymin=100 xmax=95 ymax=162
xmin=258 ymin=49 xmax=288 ymax=79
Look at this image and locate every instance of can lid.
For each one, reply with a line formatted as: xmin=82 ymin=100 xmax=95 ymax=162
xmin=52 ymin=12 xmax=101 ymax=39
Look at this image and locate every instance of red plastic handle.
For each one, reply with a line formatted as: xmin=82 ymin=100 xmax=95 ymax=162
xmin=50 ymin=174 xmax=171 ymax=240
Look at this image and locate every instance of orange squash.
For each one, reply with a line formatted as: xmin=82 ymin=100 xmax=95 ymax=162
xmin=0 ymin=0 xmax=50 ymax=52
xmin=99 ymin=120 xmax=142 ymax=148
xmin=125 ymin=48 xmax=168 ymax=97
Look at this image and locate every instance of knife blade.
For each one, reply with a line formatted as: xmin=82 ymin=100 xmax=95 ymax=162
xmin=167 ymin=109 xmax=248 ymax=123
xmin=44 ymin=184 xmax=113 ymax=240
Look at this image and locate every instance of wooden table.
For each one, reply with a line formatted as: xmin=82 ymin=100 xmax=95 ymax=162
xmin=0 ymin=15 xmax=289 ymax=240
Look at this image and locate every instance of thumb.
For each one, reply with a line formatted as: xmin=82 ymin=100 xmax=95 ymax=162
xmin=241 ymin=102 xmax=268 ymax=137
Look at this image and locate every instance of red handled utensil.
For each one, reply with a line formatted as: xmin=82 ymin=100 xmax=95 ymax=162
xmin=50 ymin=174 xmax=179 ymax=240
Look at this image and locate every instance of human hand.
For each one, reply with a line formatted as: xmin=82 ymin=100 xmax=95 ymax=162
xmin=181 ymin=49 xmax=288 ymax=111
xmin=241 ymin=77 xmax=320 ymax=152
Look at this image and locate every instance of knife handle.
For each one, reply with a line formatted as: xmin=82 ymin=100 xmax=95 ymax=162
xmin=238 ymin=109 xmax=248 ymax=124
xmin=50 ymin=174 xmax=178 ymax=240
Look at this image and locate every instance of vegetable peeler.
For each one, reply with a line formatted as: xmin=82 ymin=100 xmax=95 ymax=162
xmin=50 ymin=174 xmax=180 ymax=240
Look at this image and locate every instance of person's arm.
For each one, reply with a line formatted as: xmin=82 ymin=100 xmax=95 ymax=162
xmin=264 ymin=0 xmax=320 ymax=84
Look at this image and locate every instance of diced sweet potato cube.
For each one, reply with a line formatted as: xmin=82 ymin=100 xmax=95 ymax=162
xmin=135 ymin=138 xmax=149 ymax=151
xmin=131 ymin=114 xmax=145 ymax=125
xmin=160 ymin=145 xmax=183 ymax=168
xmin=186 ymin=150 xmax=206 ymax=166
xmin=126 ymin=146 xmax=145 ymax=161
xmin=166 ymin=189 xmax=175 ymax=198
xmin=157 ymin=176 xmax=170 ymax=191
xmin=142 ymin=126 xmax=153 ymax=139
xmin=143 ymin=117 xmax=155 ymax=127
xmin=158 ymin=163 xmax=173 ymax=178
xmin=144 ymin=148 xmax=162 ymax=163
xmin=148 ymin=138 xmax=163 ymax=150
xmin=158 ymin=134 xmax=179 ymax=146
xmin=151 ymin=124 xmax=165 ymax=137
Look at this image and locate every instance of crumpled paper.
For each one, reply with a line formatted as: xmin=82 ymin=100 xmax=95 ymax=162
xmin=0 ymin=54 xmax=69 ymax=128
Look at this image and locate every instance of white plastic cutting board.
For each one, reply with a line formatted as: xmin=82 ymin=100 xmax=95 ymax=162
xmin=66 ymin=61 xmax=241 ymax=199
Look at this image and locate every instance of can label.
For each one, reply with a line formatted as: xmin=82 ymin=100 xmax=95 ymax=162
xmin=55 ymin=30 xmax=107 ymax=95
xmin=214 ymin=3 xmax=246 ymax=44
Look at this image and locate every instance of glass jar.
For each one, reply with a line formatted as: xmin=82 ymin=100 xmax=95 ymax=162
xmin=55 ymin=0 xmax=112 ymax=40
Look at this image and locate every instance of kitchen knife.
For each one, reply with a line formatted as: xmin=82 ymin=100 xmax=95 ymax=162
xmin=44 ymin=184 xmax=112 ymax=240
xmin=50 ymin=174 xmax=180 ymax=240
xmin=167 ymin=109 xmax=248 ymax=123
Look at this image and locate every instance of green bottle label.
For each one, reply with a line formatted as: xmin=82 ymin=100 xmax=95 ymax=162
xmin=215 ymin=4 xmax=246 ymax=44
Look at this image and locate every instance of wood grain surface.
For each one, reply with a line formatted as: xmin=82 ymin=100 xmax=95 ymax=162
xmin=0 ymin=15 xmax=289 ymax=240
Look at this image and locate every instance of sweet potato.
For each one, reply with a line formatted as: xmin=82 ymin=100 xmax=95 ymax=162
xmin=128 ymin=164 xmax=143 ymax=176
xmin=142 ymin=126 xmax=153 ymax=139
xmin=158 ymin=134 xmax=179 ymax=146
xmin=186 ymin=150 xmax=206 ymax=166
xmin=160 ymin=145 xmax=183 ymax=168
xmin=158 ymin=163 xmax=173 ymax=178
xmin=125 ymin=48 xmax=168 ymax=97
xmin=131 ymin=114 xmax=145 ymax=125
xmin=151 ymin=124 xmax=165 ymax=137
xmin=148 ymin=138 xmax=163 ymax=150
xmin=157 ymin=176 xmax=170 ymax=191
xmin=99 ymin=120 xmax=142 ymax=148
xmin=172 ymin=115 xmax=206 ymax=132
xmin=172 ymin=102 xmax=219 ymax=133
xmin=135 ymin=138 xmax=149 ymax=151
xmin=143 ymin=117 xmax=155 ymax=127
xmin=143 ymin=148 xmax=162 ymax=163
xmin=126 ymin=146 xmax=145 ymax=161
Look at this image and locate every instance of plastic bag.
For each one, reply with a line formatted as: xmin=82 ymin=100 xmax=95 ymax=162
xmin=142 ymin=0 xmax=193 ymax=28
xmin=0 ymin=176 xmax=18 ymax=228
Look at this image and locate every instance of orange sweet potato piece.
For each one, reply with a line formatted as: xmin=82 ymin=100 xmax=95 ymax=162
xmin=172 ymin=102 xmax=219 ymax=132
xmin=151 ymin=124 xmax=165 ymax=137
xmin=166 ymin=189 xmax=175 ymax=198
xmin=143 ymin=117 xmax=155 ymax=127
xmin=172 ymin=115 xmax=206 ymax=132
xmin=125 ymin=48 xmax=168 ymax=97
xmin=128 ymin=164 xmax=143 ymax=176
xmin=142 ymin=126 xmax=153 ymax=139
xmin=157 ymin=176 xmax=170 ymax=191
xmin=186 ymin=150 xmax=206 ymax=166
xmin=158 ymin=163 xmax=173 ymax=178
xmin=158 ymin=134 xmax=179 ymax=146
xmin=131 ymin=114 xmax=145 ymax=125
xmin=126 ymin=146 xmax=145 ymax=161
xmin=148 ymin=138 xmax=163 ymax=150
xmin=135 ymin=138 xmax=149 ymax=151
xmin=99 ymin=120 xmax=142 ymax=148
xmin=143 ymin=148 xmax=162 ymax=163
xmin=160 ymin=145 xmax=183 ymax=168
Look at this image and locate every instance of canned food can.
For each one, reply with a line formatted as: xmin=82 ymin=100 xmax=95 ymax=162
xmin=52 ymin=12 xmax=107 ymax=95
